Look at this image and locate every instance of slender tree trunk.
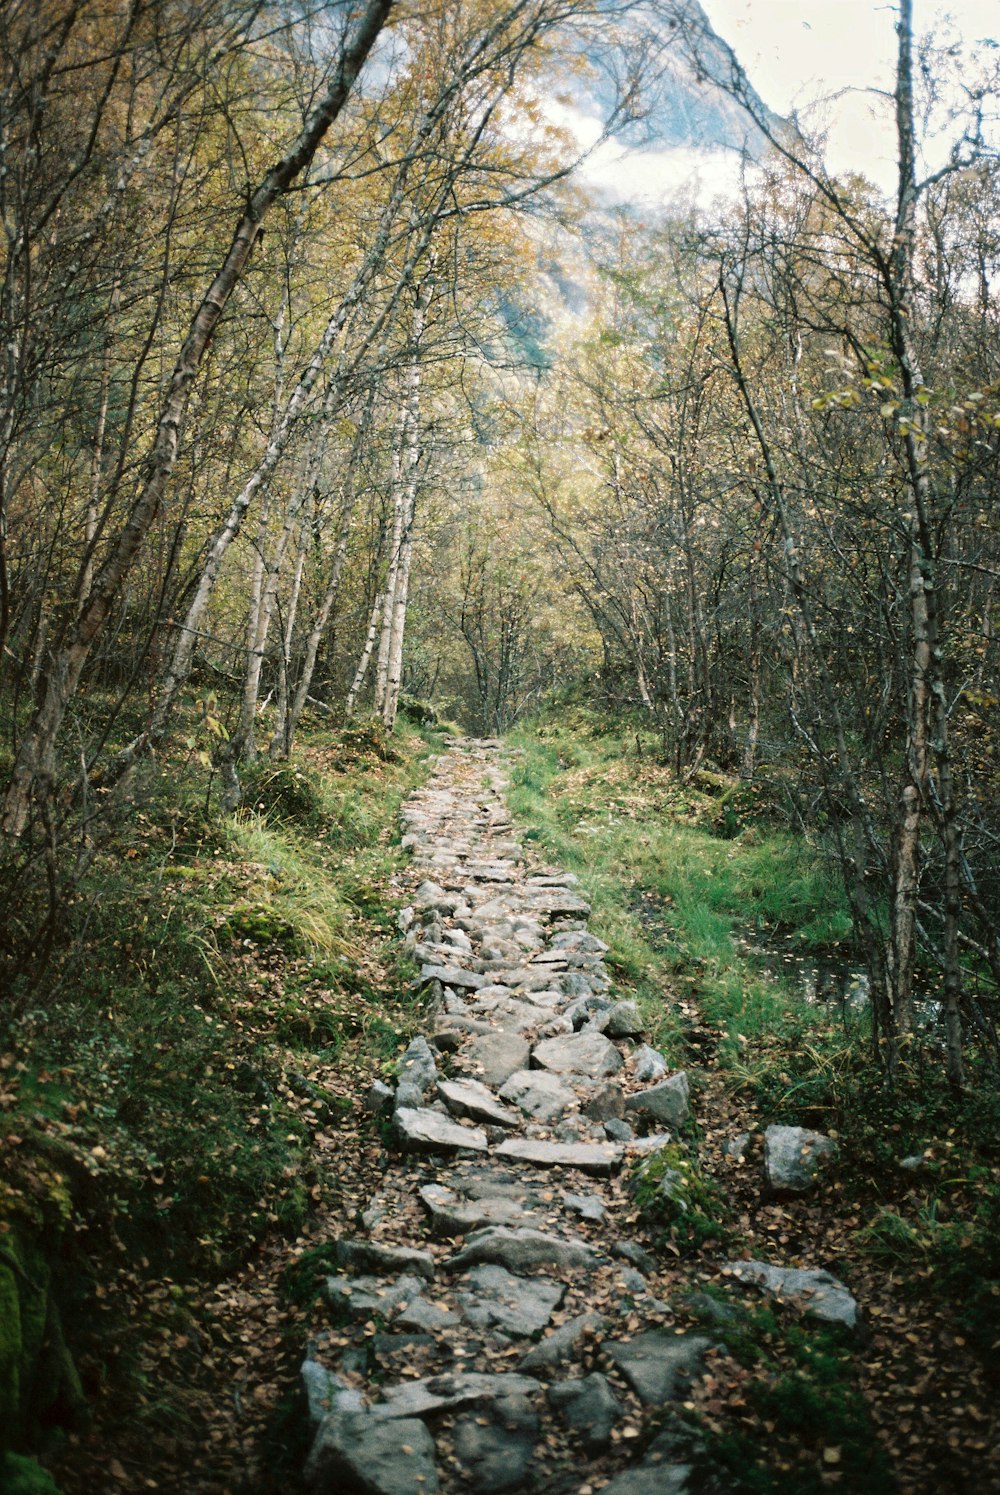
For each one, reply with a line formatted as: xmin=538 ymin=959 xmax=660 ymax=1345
xmin=346 ymin=593 xmax=385 ymax=717
xmin=0 ymin=0 xmax=393 ymax=840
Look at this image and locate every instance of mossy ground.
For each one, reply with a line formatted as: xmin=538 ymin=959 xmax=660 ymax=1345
xmin=0 ymin=710 xmax=449 ymax=1483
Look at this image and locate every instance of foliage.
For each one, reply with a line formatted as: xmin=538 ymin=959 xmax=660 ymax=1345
xmin=629 ymin=1144 xmax=732 ymax=1254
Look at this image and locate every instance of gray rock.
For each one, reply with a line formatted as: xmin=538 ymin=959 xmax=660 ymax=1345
xmin=624 ymin=1071 xmax=691 ymax=1128
xmin=561 ymin=1191 xmax=606 ymax=1222
xmin=301 ymin=1361 xmax=365 ymax=1426
xmin=393 ymin=1081 xmax=426 ymax=1113
xmin=683 ymin=1291 xmax=745 ymax=1328
xmin=620 ymin=1268 xmax=649 ymax=1295
xmin=396 ymin=1296 xmax=461 ymax=1332
xmin=614 ymin=1240 xmax=656 ymax=1274
xmin=393 ymin=1107 xmax=488 ymax=1155
xmin=626 ymin=1132 xmax=674 ymax=1156
xmin=564 ymin=994 xmax=612 ymax=1030
xmin=452 ymin=1393 xmax=538 ymax=1493
xmin=334 ymin=1239 xmax=436 ymax=1282
xmin=605 ymin=1001 xmax=645 ymax=1038
xmin=605 ymin=1118 xmax=633 ymax=1142
xmin=413 ymin=879 xmax=452 ymax=911
xmin=726 ymin=1132 xmax=752 ymax=1160
xmin=437 ymin=1077 xmax=519 ymax=1128
xmin=551 ymin=930 xmax=609 ymax=954
xmin=724 ymin=1260 xmax=859 ymax=1328
xmin=582 ymin=1080 xmax=626 ymax=1121
xmin=548 ymin=1372 xmax=621 ymax=1452
xmin=532 ymin=1032 xmax=624 ymax=1079
xmin=460 ymin=1032 xmax=532 ymax=1085
xmin=326 ymin=1273 xmax=426 ymax=1321
xmin=379 ymin=1370 xmax=541 ymax=1418
xmin=395 ymin=1036 xmax=438 ymax=1097
xmin=418 ymin=1184 xmax=532 ymax=1237
xmin=764 ymin=1125 xmax=838 ymax=1192
xmin=599 ymin=1463 xmax=693 ymax=1495
xmin=631 ymin=1044 xmax=669 ymax=1083
xmin=364 ymin=1080 xmax=394 ymax=1114
xmin=518 ymin=1311 xmax=608 ymax=1371
xmin=494 ymin=1137 xmax=624 ymax=1175
xmin=605 ymin=1331 xmax=712 ymax=1404
xmin=420 ymin=963 xmax=485 ymax=991
xmin=499 ymin=1068 xmax=577 ymax=1123
xmin=306 ymin=1411 xmax=439 ymax=1494
xmin=458 ymin=1264 xmax=564 ymax=1337
xmin=448 ymin=1226 xmax=597 ymax=1274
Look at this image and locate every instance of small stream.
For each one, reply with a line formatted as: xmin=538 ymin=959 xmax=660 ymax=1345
xmin=736 ymin=925 xmax=942 ymax=1029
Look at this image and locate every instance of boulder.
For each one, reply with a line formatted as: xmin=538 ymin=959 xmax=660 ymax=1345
xmin=764 ymin=1125 xmax=838 ymax=1192
xmin=532 ymin=1032 xmax=623 ymax=1079
xmin=325 ymin=1273 xmax=426 ymax=1321
xmin=499 ymin=1069 xmax=577 ymax=1124
xmin=305 ymin=1412 xmax=439 ymax=1494
xmin=631 ymin=1044 xmax=669 ymax=1083
xmin=393 ymin=1108 xmax=488 ymax=1155
xmin=604 ymin=1001 xmax=645 ymax=1038
xmin=447 ymin=1226 xmax=596 ymax=1274
xmin=723 ymin=1261 xmax=859 ymax=1329
xmin=624 ymin=1071 xmax=691 ymax=1129
xmin=437 ymin=1077 xmax=519 ymax=1128
xmin=418 ymin=1184 xmax=533 ymax=1237
xmin=333 ymin=1239 xmax=435 ymax=1282
xmin=494 ymin=1137 xmax=623 ymax=1175
xmin=379 ymin=1369 xmax=541 ymax=1417
xmin=458 ymin=1264 xmax=564 ymax=1337
xmin=519 ymin=1312 xmax=608 ymax=1372
xmin=548 ymin=1372 xmax=621 ymax=1452
xmin=605 ymin=1331 xmax=712 ymax=1404
xmin=452 ymin=1392 xmax=538 ymax=1493
xmin=460 ymin=1032 xmax=532 ymax=1085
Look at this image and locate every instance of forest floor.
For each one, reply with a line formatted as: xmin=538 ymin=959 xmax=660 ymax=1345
xmin=3 ymin=711 xmax=998 ymax=1495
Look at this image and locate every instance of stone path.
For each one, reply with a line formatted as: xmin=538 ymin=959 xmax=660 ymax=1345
xmin=298 ymin=738 xmax=851 ymax=1493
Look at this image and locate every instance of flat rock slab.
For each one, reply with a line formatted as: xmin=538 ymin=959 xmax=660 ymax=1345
xmin=519 ymin=1311 xmax=608 ymax=1372
xmin=334 ymin=1239 xmax=436 ymax=1282
xmin=379 ymin=1371 xmax=541 ymax=1419
xmin=494 ymin=1137 xmax=624 ymax=1176
xmin=418 ymin=1184 xmax=533 ymax=1237
xmin=326 ymin=1273 xmax=426 ymax=1321
xmin=624 ymin=1071 xmax=691 ymax=1128
xmin=532 ymin=1032 xmax=623 ymax=1079
xmin=599 ymin=1464 xmax=692 ymax=1495
xmin=393 ymin=1107 xmax=488 ymax=1155
xmin=605 ymin=1331 xmax=712 ymax=1404
xmin=764 ymin=1125 xmax=838 ymax=1192
xmin=437 ymin=1077 xmax=519 ymax=1128
xmin=420 ymin=964 xmax=485 ymax=991
xmin=499 ymin=1068 xmax=578 ymax=1124
xmin=447 ymin=1226 xmax=597 ymax=1274
xmin=305 ymin=1411 xmax=439 ymax=1494
xmin=724 ymin=1261 xmax=859 ymax=1328
xmin=460 ymin=1032 xmax=532 ymax=1086
xmin=452 ymin=1394 xmax=538 ymax=1494
xmin=547 ymin=1372 xmax=621 ymax=1452
xmin=458 ymin=1264 xmax=565 ymax=1337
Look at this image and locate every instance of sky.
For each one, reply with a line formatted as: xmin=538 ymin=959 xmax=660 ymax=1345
xmin=580 ymin=0 xmax=1000 ymax=207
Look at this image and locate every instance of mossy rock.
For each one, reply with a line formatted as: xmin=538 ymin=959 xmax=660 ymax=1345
xmin=0 ymin=1229 xmax=86 ymax=1452
xmin=220 ymin=903 xmax=297 ymax=948
xmin=0 ymin=1453 xmax=63 ymax=1494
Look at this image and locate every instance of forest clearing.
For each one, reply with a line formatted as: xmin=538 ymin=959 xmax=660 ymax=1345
xmin=0 ymin=2 xmax=997 ymax=1492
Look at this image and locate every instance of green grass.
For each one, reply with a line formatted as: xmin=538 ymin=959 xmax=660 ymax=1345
xmin=505 ymin=710 xmax=857 ymax=1060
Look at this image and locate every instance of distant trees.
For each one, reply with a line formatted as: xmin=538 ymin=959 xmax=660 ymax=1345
xmin=524 ymin=2 xmax=1000 ymax=1080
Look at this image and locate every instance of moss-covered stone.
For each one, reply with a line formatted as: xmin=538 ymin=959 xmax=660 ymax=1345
xmin=0 ymin=1452 xmax=63 ymax=1494
xmin=0 ymin=1260 xmax=22 ymax=1443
